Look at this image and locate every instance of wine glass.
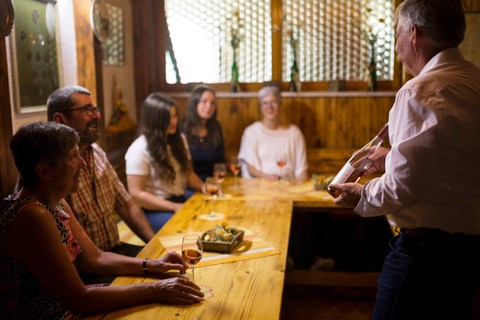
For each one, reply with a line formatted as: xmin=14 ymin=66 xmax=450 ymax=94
xmin=230 ymin=156 xmax=241 ymax=189
xmin=213 ymin=163 xmax=226 ymax=197
xmin=277 ymin=158 xmax=286 ymax=182
xmin=182 ymin=234 xmax=203 ymax=283
xmin=205 ymin=177 xmax=220 ymax=219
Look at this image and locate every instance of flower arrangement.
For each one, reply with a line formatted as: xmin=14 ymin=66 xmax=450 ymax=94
xmin=360 ymin=7 xmax=386 ymax=91
xmin=229 ymin=10 xmax=244 ymax=50
xmin=227 ymin=10 xmax=244 ymax=92
xmin=285 ymin=18 xmax=302 ymax=91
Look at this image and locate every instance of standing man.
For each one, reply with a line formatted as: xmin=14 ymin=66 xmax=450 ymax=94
xmin=329 ymin=0 xmax=480 ymax=319
xmin=47 ymin=86 xmax=155 ymax=258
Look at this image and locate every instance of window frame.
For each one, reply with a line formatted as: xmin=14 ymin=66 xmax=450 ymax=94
xmin=158 ymin=0 xmax=404 ymax=92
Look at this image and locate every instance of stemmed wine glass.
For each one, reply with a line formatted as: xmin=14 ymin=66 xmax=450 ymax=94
xmin=205 ymin=177 xmax=221 ymax=220
xmin=277 ymin=158 xmax=286 ymax=182
xmin=230 ymin=156 xmax=241 ymax=189
xmin=182 ymin=234 xmax=203 ymax=283
xmin=213 ymin=163 xmax=226 ymax=197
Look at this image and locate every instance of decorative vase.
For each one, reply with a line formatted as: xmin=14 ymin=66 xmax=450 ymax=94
xmin=366 ymin=45 xmax=377 ymax=91
xmin=289 ymin=48 xmax=301 ymax=92
xmin=230 ymin=50 xmax=241 ymax=92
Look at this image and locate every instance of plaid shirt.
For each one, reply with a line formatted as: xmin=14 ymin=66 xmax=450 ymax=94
xmin=65 ymin=143 xmax=131 ymax=251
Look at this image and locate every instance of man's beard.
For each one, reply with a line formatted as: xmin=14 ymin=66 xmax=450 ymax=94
xmin=79 ymin=121 xmax=100 ymax=144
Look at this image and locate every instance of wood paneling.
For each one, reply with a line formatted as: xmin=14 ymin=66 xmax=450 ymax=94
xmin=174 ymin=95 xmax=393 ymax=174
xmin=175 ymin=95 xmax=392 ymax=150
xmin=0 ymin=39 xmax=18 ymax=198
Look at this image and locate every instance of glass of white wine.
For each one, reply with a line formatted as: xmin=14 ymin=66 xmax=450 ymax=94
xmin=230 ymin=156 xmax=241 ymax=189
xmin=213 ymin=163 xmax=226 ymax=197
xmin=277 ymin=158 xmax=286 ymax=182
xmin=205 ymin=177 xmax=221 ymax=220
xmin=181 ymin=234 xmax=203 ymax=283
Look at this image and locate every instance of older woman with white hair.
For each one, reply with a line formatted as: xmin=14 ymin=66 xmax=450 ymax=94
xmin=238 ymin=86 xmax=308 ymax=181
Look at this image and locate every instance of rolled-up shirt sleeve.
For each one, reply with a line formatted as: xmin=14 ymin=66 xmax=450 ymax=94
xmin=355 ymin=89 xmax=440 ymax=218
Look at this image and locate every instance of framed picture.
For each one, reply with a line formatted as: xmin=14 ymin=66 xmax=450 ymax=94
xmin=9 ymin=0 xmax=61 ymax=114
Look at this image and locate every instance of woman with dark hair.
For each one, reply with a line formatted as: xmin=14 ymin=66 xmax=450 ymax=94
xmin=0 ymin=122 xmax=203 ymax=319
xmin=125 ymin=93 xmax=205 ymax=232
xmin=182 ymin=85 xmax=225 ymax=181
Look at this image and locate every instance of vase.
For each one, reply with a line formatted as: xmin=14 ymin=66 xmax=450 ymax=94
xmin=289 ymin=48 xmax=301 ymax=92
xmin=230 ymin=50 xmax=241 ymax=92
xmin=366 ymin=45 xmax=377 ymax=91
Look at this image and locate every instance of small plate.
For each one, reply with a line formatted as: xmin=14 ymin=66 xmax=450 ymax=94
xmin=201 ymin=230 xmax=245 ymax=253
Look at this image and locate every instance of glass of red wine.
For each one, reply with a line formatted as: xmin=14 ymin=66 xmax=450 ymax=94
xmin=230 ymin=156 xmax=241 ymax=189
xmin=182 ymin=234 xmax=203 ymax=283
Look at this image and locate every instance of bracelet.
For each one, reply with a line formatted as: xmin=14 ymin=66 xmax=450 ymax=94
xmin=142 ymin=258 xmax=150 ymax=275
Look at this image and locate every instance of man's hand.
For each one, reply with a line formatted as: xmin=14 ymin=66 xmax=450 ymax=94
xmin=364 ymin=147 xmax=390 ymax=176
xmin=329 ymin=183 xmax=363 ymax=207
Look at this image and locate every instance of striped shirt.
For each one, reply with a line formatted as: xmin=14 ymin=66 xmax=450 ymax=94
xmin=66 ymin=143 xmax=131 ymax=251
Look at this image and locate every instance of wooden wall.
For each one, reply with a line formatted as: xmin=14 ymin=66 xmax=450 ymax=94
xmin=173 ymin=93 xmax=394 ymax=175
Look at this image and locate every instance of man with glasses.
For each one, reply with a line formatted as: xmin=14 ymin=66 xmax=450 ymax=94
xmin=47 ymin=86 xmax=155 ymax=264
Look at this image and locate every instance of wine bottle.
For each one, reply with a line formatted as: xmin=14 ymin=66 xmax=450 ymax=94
xmin=327 ymin=123 xmax=389 ymax=198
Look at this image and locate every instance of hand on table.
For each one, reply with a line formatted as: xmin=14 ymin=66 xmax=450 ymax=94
xmin=150 ymin=277 xmax=204 ymax=304
xmin=265 ymin=174 xmax=280 ymax=182
xmin=329 ymin=183 xmax=363 ymax=207
xmin=149 ymin=251 xmax=188 ymax=274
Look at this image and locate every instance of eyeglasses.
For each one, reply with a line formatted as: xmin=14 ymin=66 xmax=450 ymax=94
xmin=62 ymin=105 xmax=100 ymax=116
xmin=261 ymin=100 xmax=280 ymax=106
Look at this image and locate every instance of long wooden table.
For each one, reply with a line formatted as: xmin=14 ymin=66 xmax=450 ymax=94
xmin=81 ymin=177 xmax=377 ymax=319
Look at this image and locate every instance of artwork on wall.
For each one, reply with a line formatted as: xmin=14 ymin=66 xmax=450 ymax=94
xmin=10 ymin=0 xmax=61 ymax=114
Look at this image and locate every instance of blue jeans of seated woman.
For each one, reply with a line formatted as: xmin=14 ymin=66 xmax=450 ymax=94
xmin=373 ymin=233 xmax=480 ymax=320
xmin=142 ymin=195 xmax=186 ymax=233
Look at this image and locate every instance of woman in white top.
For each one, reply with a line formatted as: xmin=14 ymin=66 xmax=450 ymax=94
xmin=125 ymin=93 xmax=205 ymax=232
xmin=238 ymin=86 xmax=309 ymax=181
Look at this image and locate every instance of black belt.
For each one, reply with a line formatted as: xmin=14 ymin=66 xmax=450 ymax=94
xmin=397 ymin=227 xmax=480 ymax=245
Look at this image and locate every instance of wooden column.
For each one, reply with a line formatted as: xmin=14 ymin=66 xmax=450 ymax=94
xmin=0 ymin=39 xmax=18 ymax=198
xmin=132 ymin=0 xmax=165 ymax=121
xmin=72 ymin=0 xmax=106 ymax=149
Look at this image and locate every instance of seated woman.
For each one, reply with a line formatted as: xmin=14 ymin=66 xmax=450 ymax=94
xmin=238 ymin=86 xmax=309 ymax=181
xmin=1 ymin=122 xmax=203 ymax=319
xmin=182 ymin=84 xmax=225 ymax=181
xmin=125 ymin=93 xmax=205 ymax=232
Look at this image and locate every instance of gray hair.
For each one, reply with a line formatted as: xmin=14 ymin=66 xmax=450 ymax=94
xmin=47 ymin=85 xmax=92 ymax=121
xmin=394 ymin=0 xmax=465 ymax=48
xmin=258 ymin=86 xmax=282 ymax=106
xmin=10 ymin=121 xmax=80 ymax=188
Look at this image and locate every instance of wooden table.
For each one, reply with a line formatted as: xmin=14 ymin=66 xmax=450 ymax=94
xmin=81 ymin=177 xmax=378 ymax=320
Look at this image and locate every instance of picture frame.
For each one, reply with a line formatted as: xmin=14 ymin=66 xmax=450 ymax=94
xmin=9 ymin=0 xmax=61 ymax=114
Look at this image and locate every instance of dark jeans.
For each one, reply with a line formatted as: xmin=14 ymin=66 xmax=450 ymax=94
xmin=142 ymin=195 xmax=186 ymax=233
xmin=78 ymin=242 xmax=144 ymax=285
xmin=372 ymin=232 xmax=480 ymax=320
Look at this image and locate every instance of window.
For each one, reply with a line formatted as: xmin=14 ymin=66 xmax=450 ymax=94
xmin=164 ymin=0 xmax=395 ymax=86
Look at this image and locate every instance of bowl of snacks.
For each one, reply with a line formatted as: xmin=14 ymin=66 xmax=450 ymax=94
xmin=201 ymin=221 xmax=244 ymax=253
xmin=312 ymin=174 xmax=334 ymax=191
